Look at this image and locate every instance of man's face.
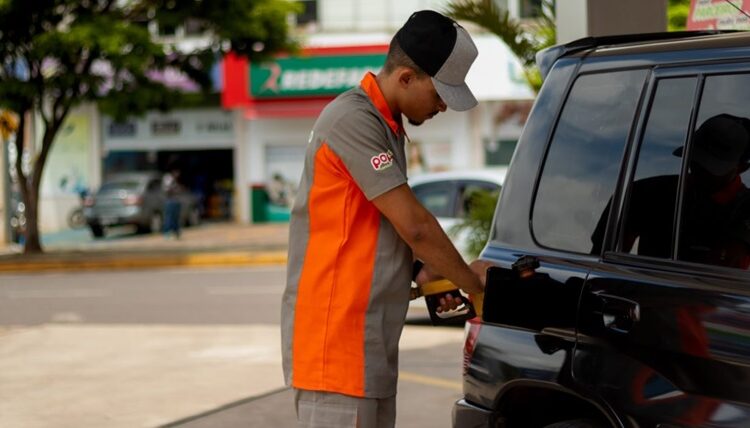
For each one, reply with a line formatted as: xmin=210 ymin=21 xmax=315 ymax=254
xmin=401 ymin=75 xmax=447 ymax=126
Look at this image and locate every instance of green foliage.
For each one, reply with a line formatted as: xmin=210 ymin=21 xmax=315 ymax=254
xmin=449 ymin=189 xmax=500 ymax=260
xmin=668 ymin=0 xmax=691 ymax=31
xmin=445 ymin=0 xmax=555 ymax=92
xmin=0 ymin=0 xmax=299 ymax=120
xmin=0 ymin=0 xmax=298 ymax=252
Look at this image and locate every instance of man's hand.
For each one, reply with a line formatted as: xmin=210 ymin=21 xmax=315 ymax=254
xmin=434 ymin=260 xmax=495 ymax=313
xmin=436 ymin=292 xmax=462 ymax=314
xmin=469 ymin=259 xmax=494 ymax=288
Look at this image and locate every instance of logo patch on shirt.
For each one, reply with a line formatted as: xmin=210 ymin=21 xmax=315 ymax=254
xmin=371 ymin=150 xmax=394 ymax=171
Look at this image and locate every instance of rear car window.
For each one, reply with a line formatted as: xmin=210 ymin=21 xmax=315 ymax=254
xmin=532 ymin=69 xmax=648 ymax=254
xmin=620 ymin=77 xmax=698 ymax=259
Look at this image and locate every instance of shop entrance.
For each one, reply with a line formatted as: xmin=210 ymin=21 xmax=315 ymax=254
xmin=103 ymin=149 xmax=234 ymax=220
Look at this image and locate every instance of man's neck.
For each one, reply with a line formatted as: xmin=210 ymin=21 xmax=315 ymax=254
xmin=375 ymin=71 xmax=402 ymax=120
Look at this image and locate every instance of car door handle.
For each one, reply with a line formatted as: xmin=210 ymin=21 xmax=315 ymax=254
xmin=594 ymin=293 xmax=640 ymax=334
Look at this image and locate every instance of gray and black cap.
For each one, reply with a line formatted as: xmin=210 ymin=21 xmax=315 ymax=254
xmin=395 ymin=10 xmax=478 ymax=111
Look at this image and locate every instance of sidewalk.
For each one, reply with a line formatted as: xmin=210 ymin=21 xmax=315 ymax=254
xmin=0 ymin=222 xmax=289 ymax=272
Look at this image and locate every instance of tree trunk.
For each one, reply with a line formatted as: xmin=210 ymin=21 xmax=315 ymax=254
xmin=21 ymin=109 xmax=67 ymax=254
xmin=14 ymin=110 xmax=42 ymax=254
xmin=21 ymin=180 xmax=42 ymax=253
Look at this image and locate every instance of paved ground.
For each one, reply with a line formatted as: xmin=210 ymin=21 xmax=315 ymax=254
xmin=0 ymin=221 xmax=290 ymax=272
xmin=0 ymin=222 xmax=467 ymax=427
xmin=0 ymin=321 xmax=464 ymax=428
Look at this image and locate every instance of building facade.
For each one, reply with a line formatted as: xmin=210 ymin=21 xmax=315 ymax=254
xmin=223 ymin=0 xmax=535 ymax=223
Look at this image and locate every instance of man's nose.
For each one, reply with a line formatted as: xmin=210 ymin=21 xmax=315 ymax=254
xmin=437 ymin=99 xmax=447 ymax=112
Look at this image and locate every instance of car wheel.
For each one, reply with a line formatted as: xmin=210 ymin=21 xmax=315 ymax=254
xmin=67 ymin=208 xmax=86 ymax=229
xmin=90 ymin=224 xmax=105 ymax=238
xmin=544 ymin=419 xmax=607 ymax=428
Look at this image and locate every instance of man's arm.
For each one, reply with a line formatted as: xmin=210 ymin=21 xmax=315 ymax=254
xmin=372 ymin=183 xmax=485 ymax=295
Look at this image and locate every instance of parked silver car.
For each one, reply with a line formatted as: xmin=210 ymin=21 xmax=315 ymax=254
xmin=83 ymin=172 xmax=200 ymax=238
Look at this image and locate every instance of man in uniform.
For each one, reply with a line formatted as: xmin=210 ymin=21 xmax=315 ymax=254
xmin=281 ymin=10 xmax=492 ymax=427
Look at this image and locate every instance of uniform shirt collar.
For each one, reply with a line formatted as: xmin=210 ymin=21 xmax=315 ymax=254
xmin=360 ymin=72 xmax=406 ymax=138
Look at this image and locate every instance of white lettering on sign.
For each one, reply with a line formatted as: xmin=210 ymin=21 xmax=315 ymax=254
xmin=371 ymin=150 xmax=394 ymax=171
xmin=280 ymin=67 xmax=376 ymax=91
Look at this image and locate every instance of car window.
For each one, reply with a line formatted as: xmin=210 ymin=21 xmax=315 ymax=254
xmin=147 ymin=179 xmax=162 ymax=192
xmin=676 ymin=73 xmax=750 ymax=271
xmin=413 ymin=181 xmax=455 ymax=218
xmin=457 ymin=181 xmax=500 ymax=219
xmin=619 ymin=77 xmax=698 ymax=259
xmin=98 ymin=181 xmax=141 ymax=193
xmin=532 ymin=69 xmax=648 ymax=254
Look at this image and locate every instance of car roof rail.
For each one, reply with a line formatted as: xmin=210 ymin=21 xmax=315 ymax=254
xmin=536 ymin=30 xmax=737 ymax=80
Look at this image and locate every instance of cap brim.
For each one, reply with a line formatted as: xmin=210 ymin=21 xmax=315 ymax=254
xmin=432 ymin=78 xmax=477 ymax=112
xmin=673 ymin=144 xmax=737 ymax=176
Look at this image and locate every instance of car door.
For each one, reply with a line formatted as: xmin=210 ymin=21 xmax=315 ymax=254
xmin=145 ymin=178 xmax=165 ymax=216
xmin=477 ymin=69 xmax=650 ymax=414
xmin=574 ymin=67 xmax=750 ymax=426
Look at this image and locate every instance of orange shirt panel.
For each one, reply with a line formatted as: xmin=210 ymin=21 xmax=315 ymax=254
xmin=292 ymin=143 xmax=381 ymax=396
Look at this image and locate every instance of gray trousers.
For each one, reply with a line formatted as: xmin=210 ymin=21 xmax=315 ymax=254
xmin=294 ymin=388 xmax=396 ymax=428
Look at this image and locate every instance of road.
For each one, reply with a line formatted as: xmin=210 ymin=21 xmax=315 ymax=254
xmin=0 ymin=266 xmax=466 ymax=427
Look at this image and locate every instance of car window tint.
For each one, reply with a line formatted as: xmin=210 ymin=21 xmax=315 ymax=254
xmin=619 ymin=77 xmax=697 ymax=259
xmin=413 ymin=181 xmax=455 ymax=218
xmin=98 ymin=181 xmax=140 ymax=193
xmin=677 ymin=73 xmax=750 ymax=271
xmin=532 ymin=69 xmax=648 ymax=254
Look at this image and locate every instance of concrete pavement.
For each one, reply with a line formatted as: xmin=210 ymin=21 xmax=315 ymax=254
xmin=0 ymin=222 xmax=469 ymax=427
xmin=0 ymin=323 xmax=464 ymax=428
xmin=0 ymin=222 xmax=290 ymax=272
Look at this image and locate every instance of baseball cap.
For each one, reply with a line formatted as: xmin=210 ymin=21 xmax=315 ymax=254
xmin=674 ymin=114 xmax=750 ymax=176
xmin=395 ymin=10 xmax=478 ymax=111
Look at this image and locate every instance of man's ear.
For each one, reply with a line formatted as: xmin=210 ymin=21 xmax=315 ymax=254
xmin=396 ymin=67 xmax=416 ymax=87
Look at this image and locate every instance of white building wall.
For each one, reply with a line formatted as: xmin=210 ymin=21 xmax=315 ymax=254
xmin=320 ymin=0 xmax=450 ymax=31
xmin=39 ymin=103 xmax=99 ymax=233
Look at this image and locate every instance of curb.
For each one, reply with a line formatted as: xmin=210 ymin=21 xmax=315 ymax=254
xmin=0 ymin=250 xmax=288 ymax=273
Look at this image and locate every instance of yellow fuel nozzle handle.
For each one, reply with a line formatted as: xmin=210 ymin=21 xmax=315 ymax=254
xmin=411 ymin=279 xmax=483 ymax=325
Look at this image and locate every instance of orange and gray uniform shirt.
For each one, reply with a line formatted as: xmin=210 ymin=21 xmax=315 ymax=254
xmin=281 ymin=73 xmax=413 ymax=398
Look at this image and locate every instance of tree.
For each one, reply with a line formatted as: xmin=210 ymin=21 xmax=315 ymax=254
xmin=0 ymin=0 xmax=298 ymax=253
xmin=668 ymin=0 xmax=691 ymax=31
xmin=445 ymin=0 xmax=556 ymax=93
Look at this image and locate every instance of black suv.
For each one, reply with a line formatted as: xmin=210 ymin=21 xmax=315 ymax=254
xmin=454 ymin=32 xmax=750 ymax=428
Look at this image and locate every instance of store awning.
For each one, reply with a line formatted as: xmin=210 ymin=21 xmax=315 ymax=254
xmin=243 ymin=98 xmax=332 ymax=119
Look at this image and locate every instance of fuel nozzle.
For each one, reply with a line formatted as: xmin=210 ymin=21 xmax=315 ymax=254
xmin=512 ymin=255 xmax=539 ymax=279
xmin=411 ymin=279 xmax=479 ymax=325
